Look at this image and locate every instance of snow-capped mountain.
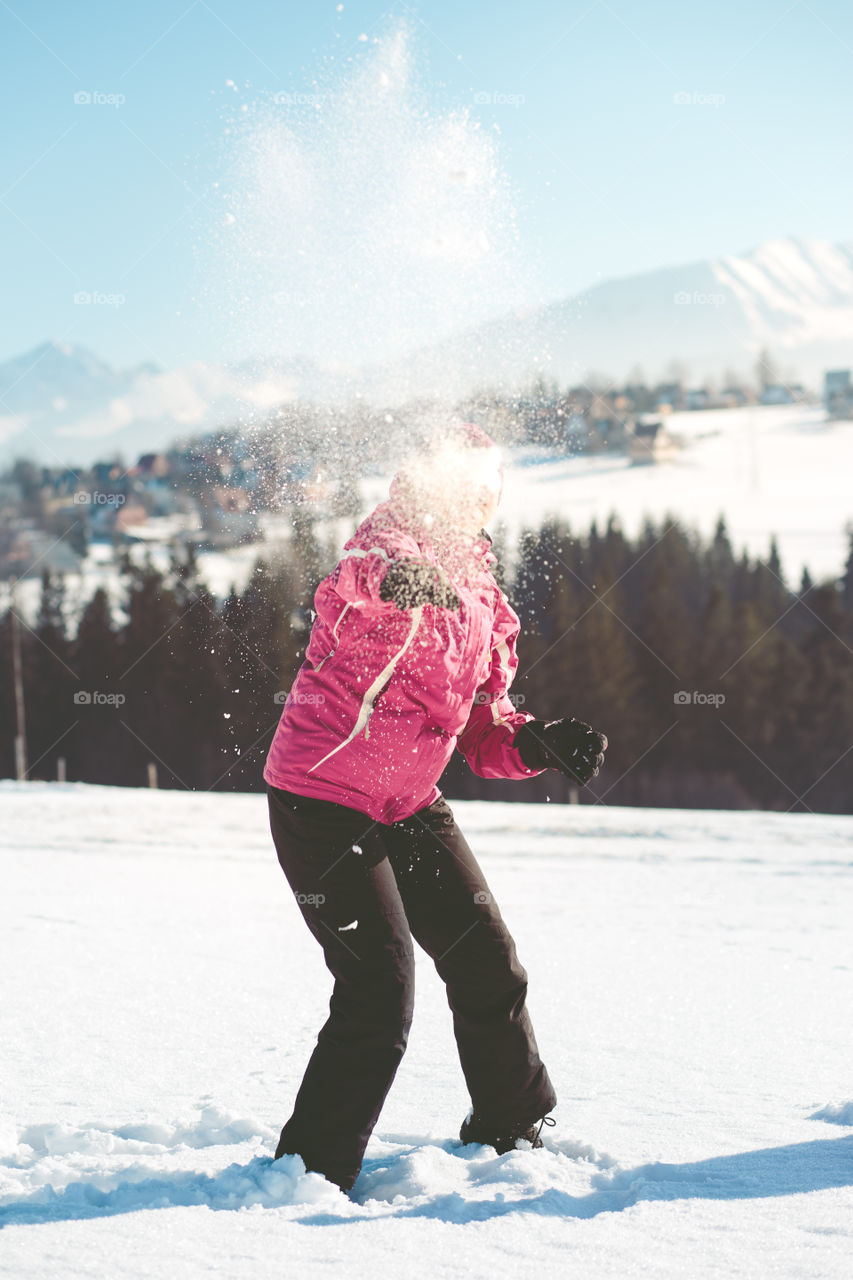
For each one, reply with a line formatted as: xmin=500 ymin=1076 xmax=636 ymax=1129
xmin=385 ymin=235 xmax=853 ymax=398
xmin=2 ymin=236 xmax=852 ymax=466
xmin=0 ymin=341 xmax=316 ymax=468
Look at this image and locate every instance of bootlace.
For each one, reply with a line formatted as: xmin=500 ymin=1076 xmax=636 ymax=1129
xmin=533 ymin=1115 xmax=557 ymax=1142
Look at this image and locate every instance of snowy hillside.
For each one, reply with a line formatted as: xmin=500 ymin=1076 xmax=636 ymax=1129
xmin=1 ymin=782 xmax=851 ymax=1278
xmin=522 ymin=236 xmax=853 ymax=388
xmin=367 ymin=235 xmax=853 ymax=398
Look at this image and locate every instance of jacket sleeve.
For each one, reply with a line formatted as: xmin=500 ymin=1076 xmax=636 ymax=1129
xmin=456 ymin=592 xmax=545 ymax=780
xmin=330 ymin=529 xmax=423 ymax=609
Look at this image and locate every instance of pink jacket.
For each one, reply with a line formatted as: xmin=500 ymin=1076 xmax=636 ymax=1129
xmin=263 ymin=482 xmax=543 ymax=823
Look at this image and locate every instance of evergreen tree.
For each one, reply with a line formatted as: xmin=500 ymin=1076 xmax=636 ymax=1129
xmin=71 ymin=587 xmax=123 ymax=782
xmin=117 ymin=558 xmax=184 ymax=788
xmin=26 ymin=572 xmax=77 ymax=780
xmin=840 ymin=526 xmax=853 ymax=614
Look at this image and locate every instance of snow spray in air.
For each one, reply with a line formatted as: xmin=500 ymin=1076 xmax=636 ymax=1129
xmin=201 ymin=21 xmax=535 ymax=438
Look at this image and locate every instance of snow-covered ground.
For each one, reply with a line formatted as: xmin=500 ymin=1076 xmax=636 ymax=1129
xmin=1 ymin=781 xmax=852 ymax=1277
xmin=442 ymin=403 xmax=851 ymax=587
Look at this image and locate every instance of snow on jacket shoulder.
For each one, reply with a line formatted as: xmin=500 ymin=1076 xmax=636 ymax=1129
xmin=263 ymin=500 xmax=543 ymax=823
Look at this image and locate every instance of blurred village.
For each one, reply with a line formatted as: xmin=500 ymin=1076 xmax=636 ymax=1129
xmin=2 ymin=356 xmax=843 ymax=585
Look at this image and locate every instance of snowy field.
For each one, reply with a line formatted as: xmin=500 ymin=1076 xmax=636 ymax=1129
xmin=473 ymin=403 xmax=853 ymax=587
xmin=1 ymin=781 xmax=852 ymax=1278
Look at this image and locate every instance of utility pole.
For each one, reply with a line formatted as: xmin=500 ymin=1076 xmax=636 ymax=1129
xmin=10 ymin=577 xmax=28 ymax=781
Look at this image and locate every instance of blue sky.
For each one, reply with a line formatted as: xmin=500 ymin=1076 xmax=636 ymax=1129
xmin=1 ymin=0 xmax=851 ymax=372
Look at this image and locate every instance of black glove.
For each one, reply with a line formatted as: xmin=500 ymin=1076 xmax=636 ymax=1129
xmin=379 ymin=558 xmax=460 ymax=611
xmin=513 ymin=717 xmax=608 ymax=786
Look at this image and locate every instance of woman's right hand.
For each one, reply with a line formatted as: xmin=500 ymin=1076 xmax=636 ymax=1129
xmin=379 ymin=558 xmax=460 ymax=611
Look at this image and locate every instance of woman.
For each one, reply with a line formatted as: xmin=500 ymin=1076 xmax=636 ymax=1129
xmin=264 ymin=421 xmax=608 ymax=1194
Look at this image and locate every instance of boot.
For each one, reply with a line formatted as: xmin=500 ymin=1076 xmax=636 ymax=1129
xmin=459 ymin=1111 xmax=555 ymax=1155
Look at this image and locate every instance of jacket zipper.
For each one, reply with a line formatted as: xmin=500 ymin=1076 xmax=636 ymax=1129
xmin=314 ymin=602 xmax=354 ymax=671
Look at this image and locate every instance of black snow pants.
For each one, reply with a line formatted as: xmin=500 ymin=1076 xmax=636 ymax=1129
xmin=267 ymin=782 xmax=557 ymax=1193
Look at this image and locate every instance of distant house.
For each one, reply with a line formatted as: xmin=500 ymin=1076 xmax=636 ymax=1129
xmin=134 ymin=453 xmax=171 ymax=479
xmin=720 ymin=386 xmax=749 ymax=407
xmin=89 ymin=498 xmax=148 ymax=541
xmin=91 ymin=461 xmax=126 ymax=489
xmin=131 ymin=454 xmax=181 ymax=516
xmin=759 ymin=384 xmax=794 ymax=405
xmin=203 ymin=486 xmax=261 ymax=545
xmin=654 ymin=383 xmax=683 ymax=412
xmin=628 ymin=417 xmax=678 ymax=465
xmin=824 ymin=369 xmax=853 ymax=419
